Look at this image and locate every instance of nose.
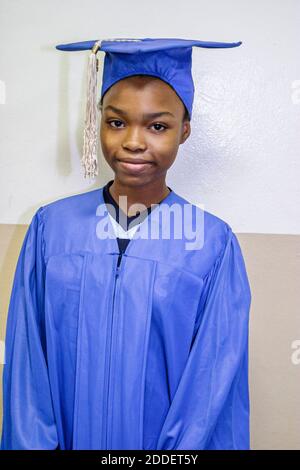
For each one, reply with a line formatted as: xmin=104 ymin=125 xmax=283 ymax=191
xmin=122 ymin=127 xmax=147 ymax=152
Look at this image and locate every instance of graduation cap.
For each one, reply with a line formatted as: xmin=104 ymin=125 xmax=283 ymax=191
xmin=55 ymin=38 xmax=242 ymax=179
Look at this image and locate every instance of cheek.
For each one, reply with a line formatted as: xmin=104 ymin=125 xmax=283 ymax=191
xmin=151 ymin=135 xmax=179 ymax=158
xmin=100 ymin=127 xmax=117 ymax=154
xmin=154 ymin=150 xmax=177 ymax=171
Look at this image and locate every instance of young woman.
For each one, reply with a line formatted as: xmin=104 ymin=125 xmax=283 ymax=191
xmin=1 ymin=38 xmax=251 ymax=450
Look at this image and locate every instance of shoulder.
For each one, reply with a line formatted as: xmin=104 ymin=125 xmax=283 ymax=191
xmin=173 ymin=190 xmax=232 ymax=242
xmin=171 ymin=191 xmax=233 ymax=276
xmin=35 ymin=188 xmax=102 ymax=225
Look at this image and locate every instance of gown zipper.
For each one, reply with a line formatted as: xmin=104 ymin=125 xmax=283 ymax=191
xmin=104 ymin=249 xmax=124 ymax=449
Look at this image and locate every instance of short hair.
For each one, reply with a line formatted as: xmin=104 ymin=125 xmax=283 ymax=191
xmin=182 ymin=104 xmax=190 ymax=122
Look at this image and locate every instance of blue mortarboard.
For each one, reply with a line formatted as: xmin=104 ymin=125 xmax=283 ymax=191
xmin=55 ymin=38 xmax=242 ymax=178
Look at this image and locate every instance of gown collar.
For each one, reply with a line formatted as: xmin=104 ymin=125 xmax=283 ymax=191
xmin=95 ymin=182 xmax=179 ymax=257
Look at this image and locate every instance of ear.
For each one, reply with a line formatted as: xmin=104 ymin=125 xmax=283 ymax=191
xmin=180 ymin=121 xmax=191 ymax=144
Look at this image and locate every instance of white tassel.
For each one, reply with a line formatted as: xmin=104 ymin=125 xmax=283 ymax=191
xmin=82 ymin=38 xmax=142 ymax=178
xmin=82 ymin=40 xmax=102 ymax=179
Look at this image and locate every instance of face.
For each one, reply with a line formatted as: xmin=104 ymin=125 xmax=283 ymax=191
xmin=99 ymin=75 xmax=191 ymax=188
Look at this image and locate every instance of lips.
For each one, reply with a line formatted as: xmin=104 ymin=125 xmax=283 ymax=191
xmin=117 ymin=158 xmax=153 ymax=164
xmin=116 ymin=158 xmax=154 ymax=174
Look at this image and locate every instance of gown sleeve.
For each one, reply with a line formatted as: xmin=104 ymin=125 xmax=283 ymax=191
xmin=156 ymin=225 xmax=252 ymax=450
xmin=1 ymin=207 xmax=59 ymax=450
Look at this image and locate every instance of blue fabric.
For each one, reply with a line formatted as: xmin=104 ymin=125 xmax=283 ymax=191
xmin=1 ymin=186 xmax=251 ymax=450
xmin=55 ymin=38 xmax=242 ymax=119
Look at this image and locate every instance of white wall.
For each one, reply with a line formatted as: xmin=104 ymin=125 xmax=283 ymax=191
xmin=0 ymin=0 xmax=299 ymax=232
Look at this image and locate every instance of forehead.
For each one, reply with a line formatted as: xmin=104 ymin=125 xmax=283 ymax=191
xmin=102 ymin=75 xmax=184 ymax=113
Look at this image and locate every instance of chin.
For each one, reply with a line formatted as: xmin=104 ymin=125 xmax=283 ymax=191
xmin=115 ymin=172 xmax=154 ymax=186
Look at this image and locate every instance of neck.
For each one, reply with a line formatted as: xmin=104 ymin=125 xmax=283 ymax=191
xmin=109 ymin=177 xmax=170 ymax=217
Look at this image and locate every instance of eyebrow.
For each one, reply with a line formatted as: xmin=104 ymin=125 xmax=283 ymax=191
xmin=103 ymin=105 xmax=175 ymax=119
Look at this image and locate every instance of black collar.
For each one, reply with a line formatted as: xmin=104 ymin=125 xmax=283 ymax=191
xmin=103 ymin=179 xmax=172 ymax=231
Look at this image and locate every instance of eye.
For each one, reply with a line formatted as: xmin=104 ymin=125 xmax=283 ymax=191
xmin=150 ymin=123 xmax=168 ymax=132
xmin=106 ymin=119 xmax=168 ymax=132
xmin=107 ymin=119 xmax=124 ymax=129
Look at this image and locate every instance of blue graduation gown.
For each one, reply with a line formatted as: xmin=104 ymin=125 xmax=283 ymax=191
xmin=1 ymin=185 xmax=251 ymax=450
